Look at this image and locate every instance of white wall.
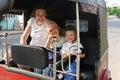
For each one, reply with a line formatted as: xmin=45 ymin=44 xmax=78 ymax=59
xmin=18 ymin=14 xmax=23 ymax=23
xmin=105 ymin=0 xmax=120 ymax=7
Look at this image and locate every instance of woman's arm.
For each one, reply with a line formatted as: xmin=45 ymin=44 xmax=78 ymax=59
xmin=20 ymin=25 xmax=31 ymax=45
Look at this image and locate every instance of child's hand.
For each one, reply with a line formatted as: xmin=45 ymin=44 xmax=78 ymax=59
xmin=75 ymin=49 xmax=82 ymax=55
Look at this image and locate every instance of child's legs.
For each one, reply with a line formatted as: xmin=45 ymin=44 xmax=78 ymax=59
xmin=34 ymin=68 xmax=43 ymax=74
xmin=64 ymin=61 xmax=76 ymax=80
xmin=43 ymin=64 xmax=53 ymax=77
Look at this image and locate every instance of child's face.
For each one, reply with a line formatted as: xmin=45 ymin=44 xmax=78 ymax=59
xmin=65 ymin=31 xmax=76 ymax=43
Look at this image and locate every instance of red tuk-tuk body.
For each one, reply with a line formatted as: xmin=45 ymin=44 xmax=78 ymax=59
xmin=0 ymin=65 xmax=37 ymax=80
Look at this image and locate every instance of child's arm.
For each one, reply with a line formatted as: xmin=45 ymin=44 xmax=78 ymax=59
xmin=73 ymin=51 xmax=85 ymax=58
xmin=80 ymin=53 xmax=85 ymax=58
xmin=80 ymin=47 xmax=86 ymax=58
xmin=74 ymin=47 xmax=86 ymax=58
xmin=61 ymin=53 xmax=67 ymax=59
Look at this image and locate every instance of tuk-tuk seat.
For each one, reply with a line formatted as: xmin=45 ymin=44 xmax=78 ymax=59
xmin=81 ymin=37 xmax=99 ymax=70
xmin=80 ymin=37 xmax=99 ymax=80
xmin=11 ymin=45 xmax=49 ymax=69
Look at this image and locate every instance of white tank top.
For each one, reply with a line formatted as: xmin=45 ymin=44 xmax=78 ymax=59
xmin=27 ymin=18 xmax=53 ymax=46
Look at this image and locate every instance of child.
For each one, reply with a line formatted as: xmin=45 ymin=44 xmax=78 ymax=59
xmin=60 ymin=25 xmax=85 ymax=80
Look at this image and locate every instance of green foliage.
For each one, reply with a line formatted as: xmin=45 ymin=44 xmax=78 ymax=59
xmin=107 ymin=7 xmax=120 ymax=16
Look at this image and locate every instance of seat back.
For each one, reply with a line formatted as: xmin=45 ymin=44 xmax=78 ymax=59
xmin=81 ymin=37 xmax=99 ymax=70
xmin=11 ymin=45 xmax=48 ymax=69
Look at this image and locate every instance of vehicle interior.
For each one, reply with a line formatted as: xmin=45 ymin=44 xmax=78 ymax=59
xmin=0 ymin=0 xmax=103 ymax=80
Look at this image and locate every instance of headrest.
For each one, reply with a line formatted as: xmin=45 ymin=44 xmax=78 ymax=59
xmin=11 ymin=45 xmax=49 ymax=69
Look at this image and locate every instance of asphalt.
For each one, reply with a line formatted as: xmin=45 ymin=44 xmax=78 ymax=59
xmin=0 ymin=30 xmax=23 ymax=57
xmin=0 ymin=30 xmax=23 ymax=37
xmin=108 ymin=15 xmax=120 ymax=19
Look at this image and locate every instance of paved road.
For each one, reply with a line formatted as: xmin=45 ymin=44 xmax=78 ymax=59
xmin=108 ymin=19 xmax=120 ymax=80
xmin=0 ymin=32 xmax=22 ymax=57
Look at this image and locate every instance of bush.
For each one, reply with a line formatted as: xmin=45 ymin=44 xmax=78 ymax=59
xmin=107 ymin=7 xmax=120 ymax=16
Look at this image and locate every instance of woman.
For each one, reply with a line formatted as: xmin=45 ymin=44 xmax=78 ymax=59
xmin=20 ymin=6 xmax=59 ymax=46
xmin=4 ymin=6 xmax=60 ymax=71
xmin=20 ymin=5 xmax=63 ymax=73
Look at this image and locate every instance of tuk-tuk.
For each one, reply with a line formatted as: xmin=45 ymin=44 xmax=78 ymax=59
xmin=0 ymin=0 xmax=111 ymax=80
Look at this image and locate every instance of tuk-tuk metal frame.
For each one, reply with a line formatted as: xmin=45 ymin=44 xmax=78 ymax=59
xmin=0 ymin=0 xmax=111 ymax=80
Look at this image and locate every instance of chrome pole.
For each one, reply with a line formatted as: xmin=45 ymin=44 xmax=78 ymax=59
xmin=53 ymin=36 xmax=57 ymax=80
xmin=1 ymin=40 xmax=4 ymax=57
xmin=76 ymin=1 xmax=80 ymax=80
xmin=4 ymin=33 xmax=9 ymax=67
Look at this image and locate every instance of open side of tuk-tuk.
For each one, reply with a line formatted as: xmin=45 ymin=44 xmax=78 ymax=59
xmin=0 ymin=0 xmax=111 ymax=80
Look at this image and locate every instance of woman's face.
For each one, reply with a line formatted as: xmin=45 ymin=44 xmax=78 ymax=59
xmin=35 ymin=9 xmax=47 ymax=25
xmin=65 ymin=30 xmax=76 ymax=43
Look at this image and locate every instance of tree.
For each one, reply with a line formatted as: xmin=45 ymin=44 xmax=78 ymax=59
xmin=107 ymin=7 xmax=120 ymax=16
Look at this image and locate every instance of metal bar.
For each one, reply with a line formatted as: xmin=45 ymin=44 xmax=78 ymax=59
xmin=61 ymin=47 xmax=72 ymax=72
xmin=5 ymin=33 xmax=9 ymax=67
xmin=6 ymin=67 xmax=53 ymax=80
xmin=76 ymin=2 xmax=80 ymax=80
xmin=68 ymin=47 xmax=72 ymax=72
xmin=55 ymin=70 xmax=77 ymax=76
xmin=53 ymin=37 xmax=57 ymax=80
xmin=61 ymin=56 xmax=66 ymax=72
xmin=1 ymin=40 xmax=5 ymax=57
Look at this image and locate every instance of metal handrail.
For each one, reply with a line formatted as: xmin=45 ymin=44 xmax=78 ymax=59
xmin=4 ymin=33 xmax=9 ymax=67
xmin=52 ymin=1 xmax=81 ymax=80
xmin=53 ymin=36 xmax=57 ymax=80
xmin=52 ymin=39 xmax=77 ymax=78
xmin=76 ymin=1 xmax=81 ymax=80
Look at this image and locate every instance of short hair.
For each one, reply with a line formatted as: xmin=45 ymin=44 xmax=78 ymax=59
xmin=65 ymin=25 xmax=77 ymax=35
xmin=31 ymin=5 xmax=47 ymax=17
xmin=65 ymin=25 xmax=77 ymax=42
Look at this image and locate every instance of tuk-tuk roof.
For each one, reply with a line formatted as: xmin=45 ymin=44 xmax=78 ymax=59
xmin=70 ymin=0 xmax=106 ymax=8
xmin=0 ymin=0 xmax=106 ymax=15
xmin=12 ymin=0 xmax=105 ymax=13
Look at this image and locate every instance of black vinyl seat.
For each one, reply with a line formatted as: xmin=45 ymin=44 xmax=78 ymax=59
xmin=11 ymin=45 xmax=49 ymax=69
xmin=80 ymin=37 xmax=99 ymax=71
xmin=80 ymin=36 xmax=99 ymax=80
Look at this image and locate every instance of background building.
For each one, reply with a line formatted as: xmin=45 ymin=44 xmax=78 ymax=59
xmin=0 ymin=14 xmax=23 ymax=31
xmin=105 ymin=0 xmax=120 ymax=7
